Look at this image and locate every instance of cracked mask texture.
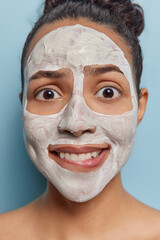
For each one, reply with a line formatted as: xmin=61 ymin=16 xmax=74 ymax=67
xmin=23 ymin=25 xmax=138 ymax=202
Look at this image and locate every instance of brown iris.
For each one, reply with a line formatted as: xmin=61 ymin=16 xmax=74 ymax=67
xmin=103 ymin=88 xmax=114 ymax=98
xmin=43 ymin=90 xmax=55 ymax=99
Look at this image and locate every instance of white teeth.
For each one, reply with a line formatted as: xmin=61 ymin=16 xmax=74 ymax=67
xmin=57 ymin=151 xmax=101 ymax=162
xmin=70 ymin=154 xmax=78 ymax=161
xmin=65 ymin=153 xmax=70 ymax=160
xmin=78 ymin=154 xmax=86 ymax=161
xmin=91 ymin=152 xmax=97 ymax=158
xmin=86 ymin=153 xmax=92 ymax=159
xmin=60 ymin=152 xmax=65 ymax=159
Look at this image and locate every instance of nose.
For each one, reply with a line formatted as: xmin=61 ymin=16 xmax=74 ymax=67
xmin=58 ymin=95 xmax=96 ymax=137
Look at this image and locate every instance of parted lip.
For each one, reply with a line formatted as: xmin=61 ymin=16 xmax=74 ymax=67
xmin=48 ymin=143 xmax=111 ymax=172
xmin=48 ymin=143 xmax=110 ymax=154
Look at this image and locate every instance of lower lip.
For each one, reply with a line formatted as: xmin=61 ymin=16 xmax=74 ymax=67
xmin=49 ymin=149 xmax=110 ymax=173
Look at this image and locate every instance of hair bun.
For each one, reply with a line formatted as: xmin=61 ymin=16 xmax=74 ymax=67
xmin=128 ymin=3 xmax=144 ymax=36
xmin=43 ymin=0 xmax=144 ymax=36
xmin=43 ymin=0 xmax=65 ymax=15
xmin=92 ymin=0 xmax=144 ymax=36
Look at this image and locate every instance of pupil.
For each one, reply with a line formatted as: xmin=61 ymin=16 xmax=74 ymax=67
xmin=103 ymin=88 xmax=114 ymax=98
xmin=43 ymin=90 xmax=54 ymax=99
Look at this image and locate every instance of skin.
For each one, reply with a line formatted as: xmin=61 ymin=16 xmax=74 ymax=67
xmin=1 ymin=18 xmax=160 ymax=240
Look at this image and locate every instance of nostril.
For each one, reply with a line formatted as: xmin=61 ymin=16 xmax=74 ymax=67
xmin=89 ymin=126 xmax=97 ymax=133
xmin=73 ymin=127 xmax=97 ymax=136
xmin=58 ymin=128 xmax=73 ymax=135
xmin=58 ymin=126 xmax=97 ymax=137
xmin=73 ymin=130 xmax=84 ymax=137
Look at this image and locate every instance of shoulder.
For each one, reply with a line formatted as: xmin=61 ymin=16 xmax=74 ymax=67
xmin=0 ymin=209 xmax=24 ymax=240
xmin=127 ymin=194 xmax=160 ymax=240
xmin=142 ymin=205 xmax=160 ymax=239
xmin=140 ymin=205 xmax=160 ymax=240
xmin=0 ymin=199 xmax=41 ymax=240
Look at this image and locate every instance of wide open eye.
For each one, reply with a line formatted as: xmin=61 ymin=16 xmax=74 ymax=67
xmin=96 ymin=87 xmax=120 ymax=99
xmin=36 ymin=88 xmax=60 ymax=100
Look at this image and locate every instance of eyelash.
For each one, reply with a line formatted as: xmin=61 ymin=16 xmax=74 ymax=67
xmin=95 ymin=86 xmax=122 ymax=100
xmin=35 ymin=87 xmax=61 ymax=101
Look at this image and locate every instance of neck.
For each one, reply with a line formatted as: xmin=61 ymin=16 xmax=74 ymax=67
xmin=39 ymin=173 xmax=128 ymax=234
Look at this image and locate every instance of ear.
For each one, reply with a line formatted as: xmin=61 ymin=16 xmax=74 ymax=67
xmin=137 ymin=88 xmax=148 ymax=126
xmin=19 ymin=93 xmax=22 ymax=103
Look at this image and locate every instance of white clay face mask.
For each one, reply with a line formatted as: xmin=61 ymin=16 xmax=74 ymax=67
xmin=23 ymin=24 xmax=138 ymax=202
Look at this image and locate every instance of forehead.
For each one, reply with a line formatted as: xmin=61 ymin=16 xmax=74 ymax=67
xmin=25 ymin=24 xmax=133 ymax=84
xmin=28 ymin=25 xmax=125 ymax=65
xmin=25 ymin=18 xmax=132 ymax=68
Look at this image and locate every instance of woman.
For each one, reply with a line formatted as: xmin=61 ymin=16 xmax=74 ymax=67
xmin=1 ymin=0 xmax=160 ymax=239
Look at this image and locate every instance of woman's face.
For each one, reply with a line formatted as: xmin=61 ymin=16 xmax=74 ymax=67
xmin=22 ymin=18 xmax=146 ymax=202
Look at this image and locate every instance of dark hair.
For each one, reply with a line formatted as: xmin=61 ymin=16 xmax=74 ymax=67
xmin=21 ymin=0 xmax=144 ymax=93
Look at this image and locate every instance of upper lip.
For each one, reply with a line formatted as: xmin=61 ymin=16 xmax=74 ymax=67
xmin=48 ymin=144 xmax=110 ymax=154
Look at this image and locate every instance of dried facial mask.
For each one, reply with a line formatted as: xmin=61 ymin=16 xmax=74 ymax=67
xmin=23 ymin=24 xmax=138 ymax=202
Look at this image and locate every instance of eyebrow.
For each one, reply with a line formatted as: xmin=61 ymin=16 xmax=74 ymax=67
xmin=29 ymin=65 xmax=124 ymax=81
xmin=85 ymin=65 xmax=124 ymax=76
xmin=29 ymin=71 xmax=67 ymax=81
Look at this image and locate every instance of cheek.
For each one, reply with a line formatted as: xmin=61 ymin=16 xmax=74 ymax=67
xmin=83 ymin=95 xmax=133 ymax=115
xmin=26 ymin=98 xmax=68 ymax=115
xmin=23 ymin=111 xmax=60 ymax=149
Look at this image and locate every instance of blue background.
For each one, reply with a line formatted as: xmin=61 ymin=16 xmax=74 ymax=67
xmin=0 ymin=0 xmax=159 ymax=213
